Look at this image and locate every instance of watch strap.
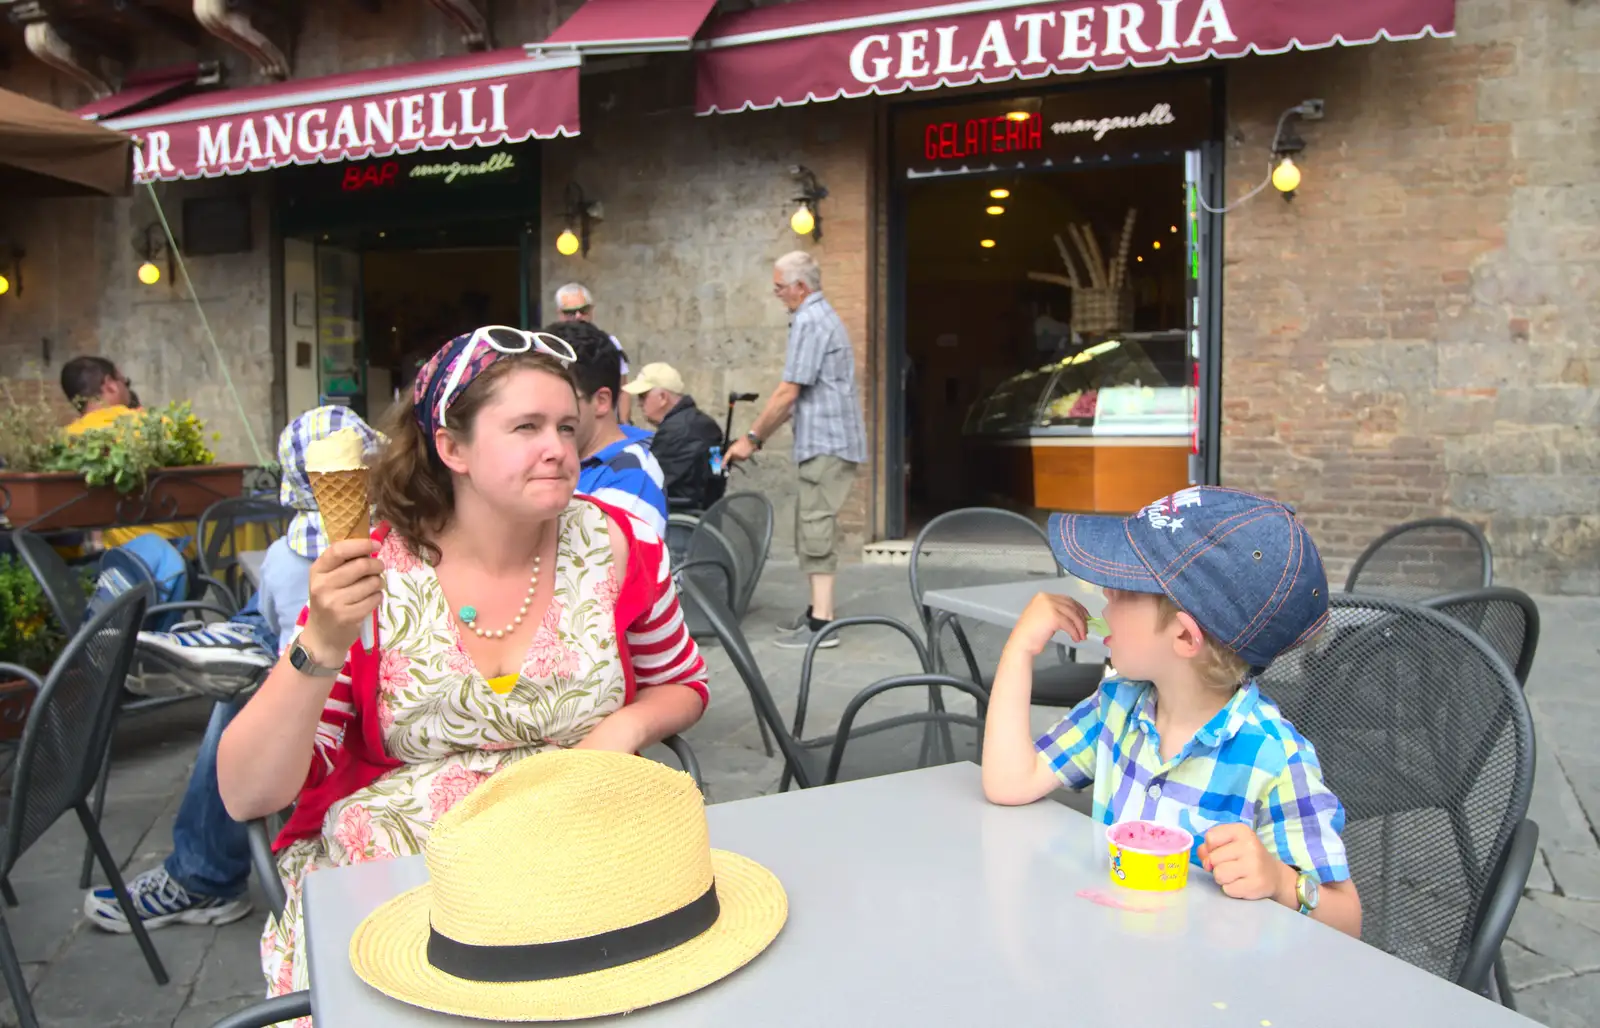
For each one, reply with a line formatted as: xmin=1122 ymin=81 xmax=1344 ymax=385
xmin=290 ymin=640 xmax=342 ymax=678
xmin=745 ymin=430 xmax=763 ymax=450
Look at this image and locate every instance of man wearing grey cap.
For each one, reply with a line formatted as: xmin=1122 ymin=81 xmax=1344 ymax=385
xmin=554 ymin=282 xmax=633 ymax=424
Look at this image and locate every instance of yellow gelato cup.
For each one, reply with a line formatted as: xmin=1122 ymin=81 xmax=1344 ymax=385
xmin=1106 ymin=820 xmax=1193 ymax=892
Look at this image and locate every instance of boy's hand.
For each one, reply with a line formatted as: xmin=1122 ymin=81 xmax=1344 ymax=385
xmin=1005 ymin=592 xmax=1090 ymax=658
xmin=1198 ymin=823 xmax=1295 ymax=903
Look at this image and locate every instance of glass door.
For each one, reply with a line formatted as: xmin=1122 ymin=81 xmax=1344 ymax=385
xmin=315 ymin=246 xmax=366 ymax=418
xmin=1185 ymin=147 xmax=1223 ymax=486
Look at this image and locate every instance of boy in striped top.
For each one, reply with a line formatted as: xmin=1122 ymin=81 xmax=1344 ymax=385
xmin=981 ymin=487 xmax=1362 ymax=938
xmin=545 ymin=320 xmax=669 ymax=537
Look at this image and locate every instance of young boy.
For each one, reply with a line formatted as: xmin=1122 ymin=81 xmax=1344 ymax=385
xmin=981 ymin=486 xmax=1361 ymax=938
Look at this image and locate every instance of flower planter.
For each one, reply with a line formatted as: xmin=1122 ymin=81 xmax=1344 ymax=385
xmin=0 ymin=678 xmax=33 ymax=742
xmin=0 ymin=464 xmax=249 ymax=532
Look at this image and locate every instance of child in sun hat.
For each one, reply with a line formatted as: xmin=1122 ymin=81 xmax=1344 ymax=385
xmin=980 ymin=486 xmax=1362 ymax=938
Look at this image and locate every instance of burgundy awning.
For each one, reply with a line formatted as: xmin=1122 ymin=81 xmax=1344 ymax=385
xmin=76 ymin=64 xmax=213 ymax=123
xmin=103 ymin=48 xmax=580 ymax=182
xmin=532 ymin=0 xmax=720 ymax=55
xmin=696 ymin=0 xmax=1457 ymax=114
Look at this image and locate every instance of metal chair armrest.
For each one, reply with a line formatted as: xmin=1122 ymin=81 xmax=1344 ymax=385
xmin=248 ymin=817 xmax=290 ymax=921
xmin=794 ymin=616 xmax=933 ymax=743
xmin=673 ymin=559 xmax=736 ymax=605
xmin=661 ymin=734 xmax=705 ymax=794
xmin=206 ymin=991 xmax=312 ymax=1028
xmin=824 ymin=673 xmax=989 ymax=784
xmin=0 ymin=664 xmax=44 ymax=693
xmin=1460 ymin=817 xmax=1539 ymax=994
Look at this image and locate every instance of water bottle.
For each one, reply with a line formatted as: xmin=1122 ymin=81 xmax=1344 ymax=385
xmin=708 ymin=445 xmax=723 ymax=476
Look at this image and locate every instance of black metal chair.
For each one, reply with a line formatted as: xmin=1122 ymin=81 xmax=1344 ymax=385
xmin=680 ymin=575 xmax=987 ymax=791
xmin=697 ymin=492 xmax=774 ymax=619
xmin=909 ymin=507 xmax=1104 ymax=708
xmin=1259 ymin=594 xmax=1536 ymax=1006
xmin=206 ymin=992 xmax=311 ymax=1028
xmin=11 ymin=529 xmax=245 ymax=886
xmin=1423 ymin=586 xmax=1539 ymax=687
xmin=195 ymin=497 xmax=294 ymax=609
xmin=0 ymin=585 xmax=167 ymax=1028
xmin=1345 ymin=516 xmax=1493 ymax=599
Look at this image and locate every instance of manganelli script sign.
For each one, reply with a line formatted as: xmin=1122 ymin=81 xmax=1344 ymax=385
xmin=1052 ymin=103 xmax=1177 ymax=142
xmin=410 ymin=150 xmax=516 ymax=183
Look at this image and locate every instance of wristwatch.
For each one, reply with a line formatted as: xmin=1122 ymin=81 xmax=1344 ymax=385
xmin=745 ymin=430 xmax=763 ymax=451
xmin=288 ymin=639 xmax=341 ymax=678
xmin=1294 ymin=870 xmax=1320 ymax=915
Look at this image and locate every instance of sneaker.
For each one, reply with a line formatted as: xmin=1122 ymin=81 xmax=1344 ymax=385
xmin=772 ymin=624 xmax=841 ymax=651
xmin=137 ymin=624 xmax=275 ymax=672
xmin=84 ymin=866 xmax=252 ymax=934
xmin=774 ymin=609 xmax=812 ymax=632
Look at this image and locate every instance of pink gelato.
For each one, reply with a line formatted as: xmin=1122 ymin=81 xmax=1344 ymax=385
xmin=1108 ymin=820 xmax=1191 ymax=854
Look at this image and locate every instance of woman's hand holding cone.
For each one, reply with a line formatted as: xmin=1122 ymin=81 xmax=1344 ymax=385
xmin=300 ymin=539 xmax=385 ymax=668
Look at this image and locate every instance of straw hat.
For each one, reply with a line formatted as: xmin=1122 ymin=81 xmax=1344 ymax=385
xmin=350 ymin=750 xmax=786 ymax=1020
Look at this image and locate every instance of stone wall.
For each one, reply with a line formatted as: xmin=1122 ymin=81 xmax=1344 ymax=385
xmin=1221 ymin=0 xmax=1600 ymax=594
xmin=539 ymin=59 xmax=876 ymax=554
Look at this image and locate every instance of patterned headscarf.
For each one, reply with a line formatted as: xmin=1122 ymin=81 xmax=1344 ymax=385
xmin=411 ymin=327 xmax=576 ymax=448
xmin=279 ymin=405 xmax=386 ymax=559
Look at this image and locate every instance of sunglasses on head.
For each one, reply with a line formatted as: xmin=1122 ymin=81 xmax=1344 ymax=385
xmin=436 ymin=326 xmax=577 ymax=429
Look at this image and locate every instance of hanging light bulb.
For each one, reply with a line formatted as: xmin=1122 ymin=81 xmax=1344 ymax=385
xmin=1272 ymin=156 xmax=1302 ymax=194
xmin=137 ymin=261 xmax=161 ymax=285
xmin=0 ymin=274 xmax=9 ymax=296
xmin=790 ymin=205 xmax=816 ymax=237
xmin=555 ymin=229 xmax=581 ymax=256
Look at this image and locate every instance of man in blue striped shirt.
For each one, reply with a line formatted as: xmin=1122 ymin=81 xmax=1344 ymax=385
xmin=545 ymin=320 xmax=669 ymax=537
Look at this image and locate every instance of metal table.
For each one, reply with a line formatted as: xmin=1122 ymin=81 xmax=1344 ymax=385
xmin=922 ymin=577 xmax=1109 ymax=655
xmin=237 ymin=549 xmax=267 ymax=589
xmin=303 ymin=763 xmax=1533 ymax=1026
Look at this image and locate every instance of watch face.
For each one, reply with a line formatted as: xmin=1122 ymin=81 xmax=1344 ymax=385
xmin=1300 ymin=873 xmax=1320 ymax=909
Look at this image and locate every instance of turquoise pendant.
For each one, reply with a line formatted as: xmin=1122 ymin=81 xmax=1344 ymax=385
xmin=459 ymin=605 xmax=478 ymax=624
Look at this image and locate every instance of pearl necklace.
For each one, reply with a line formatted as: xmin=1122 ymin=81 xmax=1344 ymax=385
xmin=457 ymin=557 xmax=540 ymax=640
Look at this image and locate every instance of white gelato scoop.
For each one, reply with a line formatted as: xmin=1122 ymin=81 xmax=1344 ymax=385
xmin=304 ymin=427 xmax=368 ymax=473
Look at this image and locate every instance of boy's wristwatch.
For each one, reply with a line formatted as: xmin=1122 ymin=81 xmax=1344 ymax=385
xmin=1294 ymin=870 xmax=1320 ymax=915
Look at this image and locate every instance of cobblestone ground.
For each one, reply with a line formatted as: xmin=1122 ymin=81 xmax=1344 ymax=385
xmin=1 ymin=561 xmax=1595 ymax=1026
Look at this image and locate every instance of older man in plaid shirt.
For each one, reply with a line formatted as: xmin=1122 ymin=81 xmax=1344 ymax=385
xmin=85 ymin=406 xmax=383 ymax=936
xmin=725 ymin=251 xmax=868 ymax=650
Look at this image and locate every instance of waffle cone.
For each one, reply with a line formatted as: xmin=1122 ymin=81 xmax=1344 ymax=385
xmin=310 ymin=469 xmax=371 ymax=543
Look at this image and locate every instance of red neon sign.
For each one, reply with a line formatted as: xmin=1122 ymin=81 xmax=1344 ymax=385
xmin=923 ymin=112 xmax=1043 ymax=162
xmin=341 ymin=160 xmax=401 ymax=192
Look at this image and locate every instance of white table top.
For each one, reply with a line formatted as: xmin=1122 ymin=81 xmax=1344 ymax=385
xmin=303 ymin=763 xmax=1533 ymax=1027
xmin=922 ymin=577 xmax=1108 ymax=654
xmin=237 ymin=549 xmax=268 ymax=589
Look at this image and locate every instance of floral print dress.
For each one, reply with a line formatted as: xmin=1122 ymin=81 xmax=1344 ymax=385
xmin=260 ymin=501 xmax=628 ymax=1002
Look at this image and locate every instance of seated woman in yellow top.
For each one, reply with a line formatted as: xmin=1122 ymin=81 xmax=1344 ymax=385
xmin=60 ymin=355 xmax=194 ymax=550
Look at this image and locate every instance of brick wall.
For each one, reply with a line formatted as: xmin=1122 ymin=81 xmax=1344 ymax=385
xmin=539 ymin=59 xmax=876 ymax=554
xmin=1221 ymin=0 xmax=1600 ymax=594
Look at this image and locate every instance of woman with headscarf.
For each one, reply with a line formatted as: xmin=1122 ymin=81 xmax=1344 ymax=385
xmin=217 ymin=328 xmax=709 ymax=1008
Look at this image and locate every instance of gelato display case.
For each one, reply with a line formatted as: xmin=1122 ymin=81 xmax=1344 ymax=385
xmin=963 ymin=331 xmax=1195 ymax=513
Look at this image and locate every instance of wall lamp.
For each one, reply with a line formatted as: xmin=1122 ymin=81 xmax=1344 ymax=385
xmin=556 ymin=182 xmax=602 ymax=257
xmin=1270 ymin=98 xmax=1323 ymax=199
xmin=133 ymin=223 xmax=173 ymax=285
xmin=0 ymin=244 xmax=22 ymax=297
xmin=789 ymin=165 xmax=828 ymax=241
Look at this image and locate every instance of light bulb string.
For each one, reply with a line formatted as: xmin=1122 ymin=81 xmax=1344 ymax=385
xmin=143 ymin=181 xmax=271 ymax=467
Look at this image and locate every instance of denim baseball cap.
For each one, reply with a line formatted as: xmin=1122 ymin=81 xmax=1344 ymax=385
xmin=1046 ymin=486 xmax=1330 ymax=671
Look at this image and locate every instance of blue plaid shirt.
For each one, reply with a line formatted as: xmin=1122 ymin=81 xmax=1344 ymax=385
xmin=1036 ymin=677 xmax=1351 ymax=883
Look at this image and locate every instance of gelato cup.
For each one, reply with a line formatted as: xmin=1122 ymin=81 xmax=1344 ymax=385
xmin=1106 ymin=820 xmax=1193 ymax=892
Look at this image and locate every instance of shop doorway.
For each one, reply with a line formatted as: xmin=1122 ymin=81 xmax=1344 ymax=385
xmin=884 ymin=75 xmax=1221 ymax=538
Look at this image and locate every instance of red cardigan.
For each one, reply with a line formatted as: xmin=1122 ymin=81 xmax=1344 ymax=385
xmin=274 ymin=498 xmax=707 ymax=852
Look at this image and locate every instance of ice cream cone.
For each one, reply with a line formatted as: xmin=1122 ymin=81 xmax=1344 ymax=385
xmin=310 ymin=469 xmax=371 ymax=543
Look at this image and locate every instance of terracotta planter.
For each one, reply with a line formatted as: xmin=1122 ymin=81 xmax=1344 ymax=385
xmin=0 ymin=463 xmax=249 ymax=532
xmin=0 ymin=678 xmax=33 ymax=742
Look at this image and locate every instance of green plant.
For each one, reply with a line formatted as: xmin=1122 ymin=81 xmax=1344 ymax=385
xmin=0 ymin=555 xmax=63 ymax=675
xmin=43 ymin=402 xmax=218 ymax=494
xmin=0 ymin=379 xmax=65 ymax=472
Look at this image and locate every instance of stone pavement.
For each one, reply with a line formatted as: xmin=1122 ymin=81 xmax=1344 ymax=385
xmin=1 ymin=561 xmax=1596 ymax=1026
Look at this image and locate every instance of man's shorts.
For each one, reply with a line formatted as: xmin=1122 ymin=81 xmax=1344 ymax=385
xmin=795 ymin=455 xmax=858 ymax=575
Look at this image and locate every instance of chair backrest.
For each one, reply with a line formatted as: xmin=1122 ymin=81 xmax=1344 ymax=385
xmin=1345 ymin=517 xmax=1493 ymax=599
xmin=3 ymin=583 xmax=151 ymax=874
xmin=1258 ymin=594 xmax=1533 ymax=985
xmin=11 ymin=530 xmax=90 ymax=633
xmin=698 ymin=492 xmax=774 ymax=617
xmin=909 ymin=507 xmax=1061 ymax=626
xmin=677 ymin=574 xmax=819 ymax=787
xmin=198 ymin=495 xmax=292 ymax=573
xmin=1423 ymin=587 xmax=1539 ymax=687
